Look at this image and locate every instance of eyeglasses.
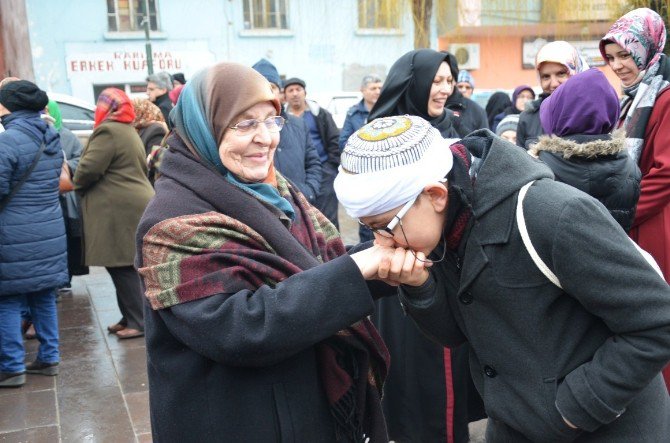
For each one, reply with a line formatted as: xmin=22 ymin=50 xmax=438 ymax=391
xmin=358 ymin=194 xmax=418 ymax=238
xmin=229 ymin=116 xmax=285 ymax=134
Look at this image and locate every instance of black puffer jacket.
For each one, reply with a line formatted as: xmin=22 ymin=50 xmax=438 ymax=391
xmin=530 ymin=131 xmax=641 ymax=231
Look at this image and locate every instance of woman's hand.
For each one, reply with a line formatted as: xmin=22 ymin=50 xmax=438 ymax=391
xmin=350 ymin=244 xmax=395 ymax=280
xmin=378 ymin=247 xmax=432 ymax=287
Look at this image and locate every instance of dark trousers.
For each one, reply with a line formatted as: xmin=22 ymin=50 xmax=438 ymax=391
xmin=314 ymin=162 xmax=339 ymax=229
xmin=106 ymin=266 xmax=144 ymax=331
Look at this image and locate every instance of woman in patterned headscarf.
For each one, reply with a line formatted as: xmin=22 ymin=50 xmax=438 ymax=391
xmin=135 ymin=62 xmax=396 ymax=442
xmin=131 ymin=98 xmax=167 ymax=156
xmin=74 ymin=88 xmax=154 ymax=340
xmin=601 ymin=8 xmax=670 ymax=391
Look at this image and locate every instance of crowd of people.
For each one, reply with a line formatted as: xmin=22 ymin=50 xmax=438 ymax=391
xmin=1 ymin=6 xmax=670 ymax=443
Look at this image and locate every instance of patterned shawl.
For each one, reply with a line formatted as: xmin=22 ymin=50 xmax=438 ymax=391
xmin=139 ymin=134 xmax=390 ymax=441
xmin=93 ymin=88 xmax=135 ymax=128
xmin=131 ymin=97 xmax=166 ymax=129
xmin=600 ymin=8 xmax=670 ymax=164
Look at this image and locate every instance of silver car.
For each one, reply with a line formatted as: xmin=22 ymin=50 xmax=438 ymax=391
xmin=48 ymin=92 xmax=96 ymax=144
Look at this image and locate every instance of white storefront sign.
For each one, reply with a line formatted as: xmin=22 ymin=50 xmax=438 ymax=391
xmin=66 ymin=50 xmax=188 ymax=76
xmin=65 ymin=41 xmax=215 ymax=103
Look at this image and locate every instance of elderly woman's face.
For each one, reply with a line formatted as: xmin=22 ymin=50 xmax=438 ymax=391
xmin=219 ymin=101 xmax=279 ymax=183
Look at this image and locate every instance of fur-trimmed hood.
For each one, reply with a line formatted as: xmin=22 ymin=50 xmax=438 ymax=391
xmin=529 ymin=129 xmax=626 ymax=159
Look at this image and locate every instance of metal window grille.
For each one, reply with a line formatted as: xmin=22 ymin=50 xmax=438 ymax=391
xmin=243 ymin=0 xmax=289 ymax=29
xmin=107 ymin=0 xmax=160 ymax=32
xmin=358 ymin=0 xmax=400 ymax=29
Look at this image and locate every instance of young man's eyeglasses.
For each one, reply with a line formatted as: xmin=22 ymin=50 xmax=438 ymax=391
xmin=358 ymin=194 xmax=418 ymax=238
xmin=229 ymin=116 xmax=285 ymax=134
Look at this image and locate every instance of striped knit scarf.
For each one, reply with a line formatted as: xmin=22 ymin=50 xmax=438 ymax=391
xmin=620 ymin=54 xmax=670 ymax=164
xmin=139 ymin=135 xmax=390 ymax=441
xmin=445 ymin=143 xmax=474 ymax=250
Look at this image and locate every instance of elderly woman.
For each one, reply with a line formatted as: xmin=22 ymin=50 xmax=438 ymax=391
xmin=136 ymin=62 xmax=395 ymax=441
xmin=131 ymin=98 xmax=168 ymax=156
xmin=131 ymin=98 xmax=168 ymax=185
xmin=74 ymin=88 xmax=154 ymax=340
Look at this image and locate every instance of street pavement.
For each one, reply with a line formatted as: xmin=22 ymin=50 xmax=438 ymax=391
xmin=0 ymin=205 xmax=484 ymax=442
xmin=0 ymin=267 xmax=150 ymax=442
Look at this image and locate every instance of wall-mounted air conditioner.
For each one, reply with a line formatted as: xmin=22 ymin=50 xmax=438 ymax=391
xmin=449 ymin=43 xmax=480 ymax=70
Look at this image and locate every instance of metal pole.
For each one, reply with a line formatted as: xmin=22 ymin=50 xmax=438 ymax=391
xmin=143 ymin=17 xmax=153 ymax=75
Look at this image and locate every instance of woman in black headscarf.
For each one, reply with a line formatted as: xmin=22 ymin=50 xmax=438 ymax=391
xmin=485 ymin=91 xmax=512 ymax=130
xmin=369 ymin=49 xmax=460 ymax=138
xmin=368 ymin=49 xmax=485 ymax=443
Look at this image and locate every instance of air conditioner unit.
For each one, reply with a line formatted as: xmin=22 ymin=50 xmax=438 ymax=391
xmin=449 ymin=43 xmax=480 ymax=70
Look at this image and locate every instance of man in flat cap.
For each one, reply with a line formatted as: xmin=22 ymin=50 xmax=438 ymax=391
xmin=284 ymin=77 xmax=341 ymax=228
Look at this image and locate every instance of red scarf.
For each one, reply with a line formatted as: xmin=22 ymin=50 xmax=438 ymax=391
xmin=94 ymin=88 xmax=136 ymax=128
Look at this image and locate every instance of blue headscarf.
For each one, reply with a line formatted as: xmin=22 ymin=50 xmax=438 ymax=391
xmin=171 ymin=62 xmax=294 ymax=220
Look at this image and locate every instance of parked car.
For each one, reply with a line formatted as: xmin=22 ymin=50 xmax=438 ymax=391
xmin=48 ymin=92 xmax=96 ymax=144
xmin=311 ymin=91 xmax=362 ymax=129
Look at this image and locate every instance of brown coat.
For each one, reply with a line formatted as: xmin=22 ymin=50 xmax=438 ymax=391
xmin=74 ymin=121 xmax=154 ymax=266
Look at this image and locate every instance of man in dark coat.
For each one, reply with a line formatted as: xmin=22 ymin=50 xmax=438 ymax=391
xmin=446 ymin=88 xmax=488 ymax=138
xmin=252 ymin=59 xmax=322 ymax=202
xmin=0 ymin=80 xmax=67 ymax=387
xmin=336 ymin=116 xmax=670 ymax=442
xmin=146 ymin=71 xmax=174 ymax=129
xmin=284 ymin=77 xmax=340 ymax=227
xmin=339 ymin=74 xmax=383 ymax=151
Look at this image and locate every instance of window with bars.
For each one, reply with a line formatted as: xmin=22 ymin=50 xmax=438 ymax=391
xmin=242 ymin=0 xmax=289 ymax=30
xmin=358 ymin=0 xmax=401 ymax=30
xmin=107 ymin=0 xmax=160 ymax=32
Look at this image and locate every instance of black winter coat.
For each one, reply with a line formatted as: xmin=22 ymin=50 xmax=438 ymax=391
xmin=530 ymin=132 xmax=641 ymax=231
xmin=274 ymin=111 xmax=322 ymax=202
xmin=154 ymin=93 xmax=174 ymax=130
xmin=309 ymin=101 xmax=340 ymax=168
xmin=516 ymin=94 xmax=547 ymax=149
xmin=446 ymin=90 xmax=489 ymax=138
xmin=135 ymin=141 xmax=384 ymax=442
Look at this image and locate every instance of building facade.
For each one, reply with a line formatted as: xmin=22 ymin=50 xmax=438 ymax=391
xmin=437 ymin=0 xmax=630 ymax=89
xmin=7 ymin=0 xmax=437 ymax=104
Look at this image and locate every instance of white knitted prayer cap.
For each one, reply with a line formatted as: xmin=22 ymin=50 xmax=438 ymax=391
xmin=335 ymin=115 xmax=455 ymax=218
